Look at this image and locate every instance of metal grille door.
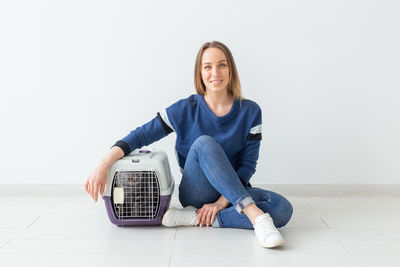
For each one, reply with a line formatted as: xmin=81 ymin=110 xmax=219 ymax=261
xmin=111 ymin=171 xmax=160 ymax=219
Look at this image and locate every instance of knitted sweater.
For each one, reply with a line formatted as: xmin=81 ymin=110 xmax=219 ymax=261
xmin=113 ymin=94 xmax=262 ymax=185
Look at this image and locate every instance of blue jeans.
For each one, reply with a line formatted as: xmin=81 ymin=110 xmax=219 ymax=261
xmin=178 ymin=135 xmax=293 ymax=229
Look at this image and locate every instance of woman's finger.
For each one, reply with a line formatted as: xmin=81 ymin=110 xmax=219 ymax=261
xmin=91 ymin=182 xmax=95 ymax=201
xmin=100 ymin=182 xmax=105 ymax=196
xmin=206 ymin=209 xmax=214 ymax=226
xmin=93 ymin=183 xmax=99 ymax=202
xmin=199 ymin=208 xmax=205 ymax=226
xmin=204 ymin=209 xmax=210 ymax=226
xmin=200 ymin=207 xmax=209 ymax=226
xmin=87 ymin=180 xmax=92 ymax=195
xmin=197 ymin=208 xmax=203 ymax=226
xmin=196 ymin=207 xmax=202 ymax=214
xmin=210 ymin=209 xmax=217 ymax=225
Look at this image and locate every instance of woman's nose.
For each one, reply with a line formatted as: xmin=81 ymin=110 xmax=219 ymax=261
xmin=211 ymin=67 xmax=220 ymax=75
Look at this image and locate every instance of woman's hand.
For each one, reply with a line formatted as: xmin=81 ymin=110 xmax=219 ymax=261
xmin=196 ymin=197 xmax=229 ymax=227
xmin=85 ymin=161 xmax=109 ymax=202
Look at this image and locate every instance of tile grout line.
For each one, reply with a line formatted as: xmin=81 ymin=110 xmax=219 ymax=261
xmin=26 ymin=216 xmax=40 ymax=228
xmin=337 ymin=240 xmax=350 ymax=254
xmin=171 ymin=228 xmax=176 ymax=266
xmin=49 ymin=199 xmax=62 ymax=209
xmin=0 ymin=239 xmax=11 ymax=249
xmin=320 ymin=217 xmax=330 ymax=228
xmin=168 ymin=253 xmax=172 ymax=267
xmin=307 ymin=201 xmax=314 ymax=210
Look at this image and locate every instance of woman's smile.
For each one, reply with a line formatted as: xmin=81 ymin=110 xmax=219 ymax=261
xmin=211 ymin=79 xmax=223 ymax=86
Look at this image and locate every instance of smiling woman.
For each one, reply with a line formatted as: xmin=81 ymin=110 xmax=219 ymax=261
xmin=202 ymin=54 xmax=229 ymax=92
xmin=85 ymin=40 xmax=293 ymax=249
xmin=194 ymin=41 xmax=243 ymax=101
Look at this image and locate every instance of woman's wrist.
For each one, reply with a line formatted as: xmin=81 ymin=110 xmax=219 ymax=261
xmin=100 ymin=146 xmax=124 ymax=168
xmin=99 ymin=159 xmax=111 ymax=169
xmin=216 ymin=195 xmax=230 ymax=209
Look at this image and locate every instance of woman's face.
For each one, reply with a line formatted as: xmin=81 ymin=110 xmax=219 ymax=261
xmin=201 ymin=48 xmax=230 ymax=94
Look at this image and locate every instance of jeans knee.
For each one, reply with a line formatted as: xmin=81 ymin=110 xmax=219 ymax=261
xmin=192 ymin=135 xmax=215 ymax=147
xmin=275 ymin=197 xmax=293 ymax=228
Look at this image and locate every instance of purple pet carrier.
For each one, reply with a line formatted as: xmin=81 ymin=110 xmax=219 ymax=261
xmin=102 ymin=149 xmax=174 ymax=226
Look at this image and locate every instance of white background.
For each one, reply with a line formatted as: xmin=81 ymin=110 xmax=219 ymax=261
xmin=0 ymin=0 xmax=399 ymax=184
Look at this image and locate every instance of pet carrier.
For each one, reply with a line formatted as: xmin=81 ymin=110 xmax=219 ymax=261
xmin=102 ymin=148 xmax=174 ymax=226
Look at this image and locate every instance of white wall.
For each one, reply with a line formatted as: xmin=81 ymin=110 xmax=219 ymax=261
xmin=0 ymin=0 xmax=399 ymax=184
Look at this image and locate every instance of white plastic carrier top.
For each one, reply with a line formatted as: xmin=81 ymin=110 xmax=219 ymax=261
xmin=103 ymin=148 xmax=175 ymax=197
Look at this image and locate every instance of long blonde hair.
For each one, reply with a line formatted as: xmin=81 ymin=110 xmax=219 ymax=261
xmin=194 ymin=41 xmax=243 ymax=101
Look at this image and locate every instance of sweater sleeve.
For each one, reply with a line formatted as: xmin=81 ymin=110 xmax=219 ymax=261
xmin=236 ymin=107 xmax=262 ymax=184
xmin=111 ymin=110 xmax=174 ymax=157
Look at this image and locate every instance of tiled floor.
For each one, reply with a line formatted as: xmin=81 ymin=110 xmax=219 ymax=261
xmin=0 ymin=185 xmax=399 ymax=267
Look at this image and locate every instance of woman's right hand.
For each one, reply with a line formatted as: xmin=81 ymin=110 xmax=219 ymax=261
xmin=85 ymin=161 xmax=109 ymax=202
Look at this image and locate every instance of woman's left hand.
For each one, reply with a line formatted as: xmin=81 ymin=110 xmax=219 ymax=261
xmin=196 ymin=202 xmax=226 ymax=227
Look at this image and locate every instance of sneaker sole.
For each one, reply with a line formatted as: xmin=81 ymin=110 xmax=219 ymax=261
xmin=259 ymin=238 xmax=285 ymax=248
xmin=161 ymin=208 xmax=178 ymax=227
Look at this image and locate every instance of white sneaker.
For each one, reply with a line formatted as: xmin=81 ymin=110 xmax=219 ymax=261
xmin=162 ymin=206 xmax=198 ymax=227
xmin=254 ymin=213 xmax=285 ymax=248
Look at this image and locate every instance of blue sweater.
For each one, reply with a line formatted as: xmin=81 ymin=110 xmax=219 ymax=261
xmin=113 ymin=94 xmax=262 ymax=185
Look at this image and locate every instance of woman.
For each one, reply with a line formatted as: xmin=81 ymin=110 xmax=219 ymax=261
xmin=85 ymin=41 xmax=293 ymax=248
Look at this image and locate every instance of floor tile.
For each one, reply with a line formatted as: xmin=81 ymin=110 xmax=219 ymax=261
xmin=0 ymin=240 xmax=9 ymax=248
xmin=13 ymin=226 xmax=176 ymax=240
xmin=0 ymin=197 xmax=58 ymax=210
xmin=340 ymin=240 xmax=400 ymax=254
xmin=0 ymin=239 xmax=174 ymax=253
xmin=348 ymin=255 xmax=400 ymax=267
xmin=319 ymin=209 xmax=400 ymax=228
xmin=1 ymin=184 xmax=399 ymax=266
xmin=0 ymin=215 xmax=39 ymax=228
xmin=0 ymin=253 xmax=170 ymax=267
xmin=308 ymin=197 xmax=400 ymax=210
xmin=51 ymin=199 xmax=109 ymax=211
xmin=0 ymin=239 xmax=346 ymax=255
xmin=0 ymin=229 xmax=20 ymax=239
xmin=29 ymin=214 xmax=112 ymax=228
xmin=176 ymin=227 xmax=251 ymax=240
xmin=280 ymin=227 xmax=400 ymax=241
xmin=284 ymin=216 xmax=327 ymax=229
xmin=172 ymin=240 xmax=346 ymax=255
xmin=170 ymin=254 xmax=366 ymax=267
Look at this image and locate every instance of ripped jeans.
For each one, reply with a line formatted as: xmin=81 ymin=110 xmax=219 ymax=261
xmin=178 ymin=135 xmax=293 ymax=229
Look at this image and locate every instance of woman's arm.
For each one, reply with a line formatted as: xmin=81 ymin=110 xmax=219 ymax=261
xmin=85 ymin=107 xmax=176 ymax=202
xmin=86 ymin=99 xmax=181 ymax=202
xmin=85 ymin=146 xmax=124 ymax=202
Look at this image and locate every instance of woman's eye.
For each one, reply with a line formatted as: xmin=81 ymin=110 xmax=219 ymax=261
xmin=204 ymin=64 xmax=226 ymax=69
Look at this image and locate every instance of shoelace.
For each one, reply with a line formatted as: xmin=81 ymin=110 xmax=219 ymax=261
xmin=258 ymin=216 xmax=278 ymax=235
xmin=173 ymin=214 xmax=196 ymax=225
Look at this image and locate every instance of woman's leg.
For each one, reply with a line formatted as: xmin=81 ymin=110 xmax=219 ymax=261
xmin=167 ymin=135 xmax=288 ymax=248
xmin=214 ymin=187 xmax=293 ymax=229
xmin=178 ymin=135 xmax=255 ymax=215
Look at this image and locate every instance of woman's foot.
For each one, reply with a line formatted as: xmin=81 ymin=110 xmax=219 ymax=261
xmin=162 ymin=206 xmax=198 ymax=227
xmin=254 ymin=213 xmax=285 ymax=248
